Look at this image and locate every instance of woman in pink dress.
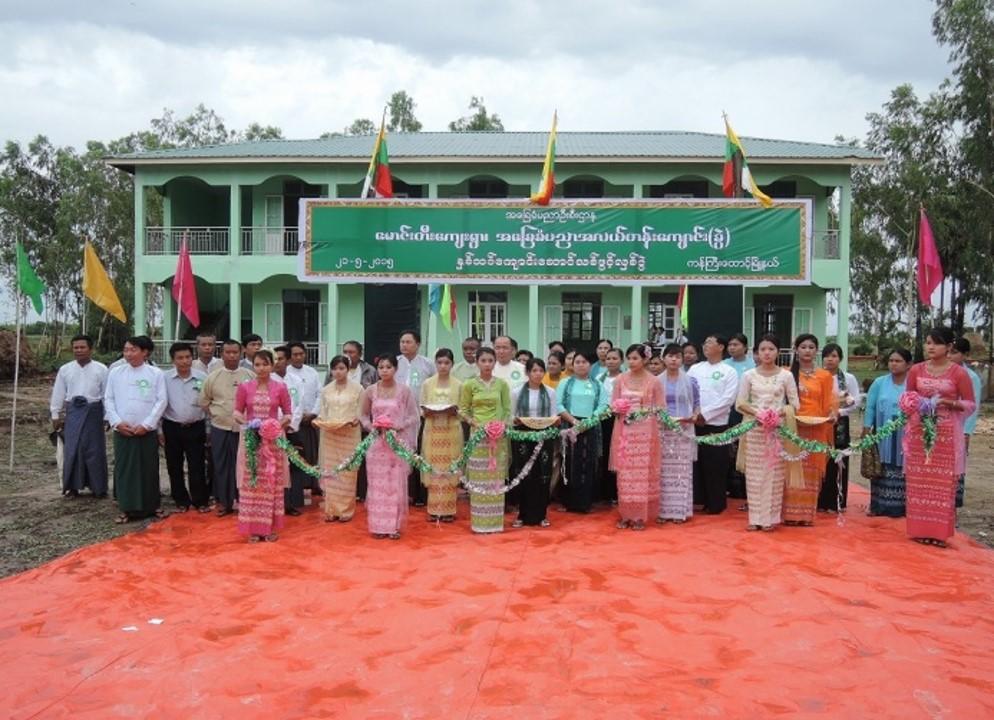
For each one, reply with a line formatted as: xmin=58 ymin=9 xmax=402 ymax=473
xmin=611 ymin=343 xmax=664 ymax=530
xmin=904 ymin=327 xmax=976 ymax=547
xmin=233 ymin=350 xmax=292 ymax=542
xmin=359 ymin=355 xmax=421 ymax=540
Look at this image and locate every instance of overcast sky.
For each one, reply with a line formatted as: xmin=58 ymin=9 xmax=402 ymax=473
xmin=0 ymin=0 xmax=951 ymax=149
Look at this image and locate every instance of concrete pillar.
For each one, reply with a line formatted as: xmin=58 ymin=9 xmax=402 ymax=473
xmin=630 ymin=285 xmax=643 ymax=347
xmin=133 ymin=183 xmax=145 ymax=334
xmin=527 ymin=285 xmax=539 ymax=353
xmin=229 ymin=184 xmax=240 ymax=257
xmin=229 ymin=282 xmax=241 ymax=341
xmin=327 ymin=282 xmax=339 ymax=360
xmin=838 ymin=180 xmax=852 ymax=369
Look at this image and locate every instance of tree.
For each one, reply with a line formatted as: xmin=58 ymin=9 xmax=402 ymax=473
xmin=448 ymin=96 xmax=504 ymax=132
xmin=240 ymin=123 xmax=284 ymax=141
xmin=150 ymin=104 xmax=236 ymax=148
xmin=387 ymin=90 xmax=422 ymax=132
xmin=933 ymin=0 xmax=994 ymax=341
xmin=344 ymin=118 xmax=376 ymax=136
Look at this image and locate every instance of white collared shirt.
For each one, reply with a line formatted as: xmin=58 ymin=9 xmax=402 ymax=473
xmin=273 ymin=373 xmax=305 ymax=432
xmin=686 ymin=360 xmax=739 ymax=426
xmin=104 ymin=363 xmax=167 ymax=430
xmin=192 ymin=357 xmax=220 ymax=374
xmin=494 ymin=360 xmax=526 ymax=391
xmin=396 ymin=354 xmax=435 ymax=397
xmin=286 ymin=363 xmax=322 ymax=415
xmin=50 ymin=360 xmax=108 ymax=419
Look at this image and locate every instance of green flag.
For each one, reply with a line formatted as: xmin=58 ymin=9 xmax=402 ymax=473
xmin=16 ymin=242 xmax=46 ymax=314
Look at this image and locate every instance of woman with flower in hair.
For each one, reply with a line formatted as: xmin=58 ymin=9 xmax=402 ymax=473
xmin=903 ymin=327 xmax=976 ymax=547
xmin=611 ymin=343 xmax=664 ymax=530
xmin=233 ymin=349 xmax=292 ymax=542
xmin=735 ymin=334 xmax=800 ymax=531
xmin=459 ymin=347 xmax=512 ymax=534
xmin=359 ymin=355 xmax=421 ymax=540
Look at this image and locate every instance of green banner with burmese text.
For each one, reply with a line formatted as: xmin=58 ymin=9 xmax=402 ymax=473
xmin=298 ymin=199 xmax=811 ymax=285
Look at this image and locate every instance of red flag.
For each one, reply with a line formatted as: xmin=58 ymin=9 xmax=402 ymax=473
xmin=917 ymin=208 xmax=943 ymax=307
xmin=171 ymin=238 xmax=201 ymax=327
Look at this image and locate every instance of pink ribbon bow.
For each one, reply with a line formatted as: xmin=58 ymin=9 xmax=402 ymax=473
xmin=484 ymin=420 xmax=506 ymax=471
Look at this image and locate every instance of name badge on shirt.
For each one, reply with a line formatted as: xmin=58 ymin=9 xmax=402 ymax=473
xmin=136 ymin=379 xmax=150 ymax=398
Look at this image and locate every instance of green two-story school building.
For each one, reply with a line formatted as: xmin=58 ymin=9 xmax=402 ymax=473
xmin=108 ymin=131 xmax=877 ymax=365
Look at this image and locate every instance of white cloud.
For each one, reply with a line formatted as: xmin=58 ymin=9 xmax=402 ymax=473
xmin=0 ymin=1 xmax=950 ymax=150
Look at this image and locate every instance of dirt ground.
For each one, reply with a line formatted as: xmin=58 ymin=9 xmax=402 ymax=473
xmin=1 ymin=375 xmax=992 ymax=578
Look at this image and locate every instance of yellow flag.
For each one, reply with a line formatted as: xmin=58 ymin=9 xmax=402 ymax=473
xmin=82 ymin=241 xmax=127 ymax=323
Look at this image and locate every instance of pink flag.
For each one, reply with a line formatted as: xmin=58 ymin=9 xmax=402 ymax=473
xmin=917 ymin=208 xmax=943 ymax=307
xmin=171 ymin=238 xmax=201 ymax=327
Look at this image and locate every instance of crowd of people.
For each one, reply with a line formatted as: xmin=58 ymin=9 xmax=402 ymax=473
xmin=48 ymin=325 xmax=980 ymax=548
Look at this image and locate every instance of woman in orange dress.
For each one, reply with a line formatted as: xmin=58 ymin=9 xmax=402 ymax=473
xmin=783 ymin=334 xmax=837 ymax=526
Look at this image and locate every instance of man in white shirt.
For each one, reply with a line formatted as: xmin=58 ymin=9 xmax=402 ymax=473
xmin=192 ymin=332 xmax=220 ymax=374
xmin=50 ymin=334 xmax=109 ymax=498
xmin=395 ymin=329 xmax=435 ymax=397
xmin=287 ymin=342 xmax=323 ymax=499
xmin=104 ymin=335 xmax=168 ymax=522
xmin=493 ymin=335 xmax=526 ymax=390
xmin=275 ymin=345 xmax=308 ymax=515
xmin=687 ymin=334 xmax=739 ymax=514
xmin=160 ymin=342 xmax=209 ymax=512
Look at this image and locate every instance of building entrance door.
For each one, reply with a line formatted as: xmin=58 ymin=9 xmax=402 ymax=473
xmin=561 ymin=292 xmax=601 ymax=355
xmin=364 ymin=284 xmax=420 ymax=364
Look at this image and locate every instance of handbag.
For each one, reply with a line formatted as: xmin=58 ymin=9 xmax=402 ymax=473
xmin=860 ymin=428 xmax=882 ymax=480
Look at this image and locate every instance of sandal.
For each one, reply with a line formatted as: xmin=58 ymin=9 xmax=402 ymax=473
xmin=196 ymin=506 xmax=211 ymax=514
xmin=324 ymin=516 xmax=336 ymax=523
xmin=746 ymin=524 xmax=761 ymax=532
xmin=441 ymin=516 xmax=455 ymax=523
xmin=388 ymin=533 xmax=401 ymax=540
xmin=264 ymin=534 xmax=279 ymax=542
xmin=114 ymin=514 xmax=131 ymax=524
xmin=616 ymin=519 xmax=630 ymax=530
xmin=511 ymin=520 xmax=524 ymax=528
xmin=761 ymin=525 xmax=775 ymax=532
xmin=338 ymin=516 xmax=353 ymax=523
xmin=175 ymin=506 xmax=190 ymax=514
xmin=631 ymin=520 xmax=645 ymax=531
xmin=655 ymin=517 xmax=667 ymax=524
xmin=248 ymin=535 xmax=261 ymax=543
xmin=216 ymin=508 xmax=232 ymax=518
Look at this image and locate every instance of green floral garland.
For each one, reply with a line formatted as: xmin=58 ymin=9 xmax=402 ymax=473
xmin=775 ymin=411 xmax=908 ymax=461
xmin=243 ymin=428 xmax=260 ymax=488
xmin=249 ymin=408 xmax=913 ymax=478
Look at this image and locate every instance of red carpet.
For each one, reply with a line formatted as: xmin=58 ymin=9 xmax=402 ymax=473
xmin=2 ymin=487 xmax=994 ymax=719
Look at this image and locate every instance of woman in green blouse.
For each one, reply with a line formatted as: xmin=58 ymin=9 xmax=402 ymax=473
xmin=458 ymin=347 xmax=512 ymax=534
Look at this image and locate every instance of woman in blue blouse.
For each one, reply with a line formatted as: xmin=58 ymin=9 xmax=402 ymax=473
xmin=863 ymin=348 xmax=911 ymax=517
xmin=557 ymin=351 xmax=609 ymax=513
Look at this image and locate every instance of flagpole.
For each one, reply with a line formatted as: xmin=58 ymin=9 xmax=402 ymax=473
xmin=9 ymin=293 xmax=23 ymax=472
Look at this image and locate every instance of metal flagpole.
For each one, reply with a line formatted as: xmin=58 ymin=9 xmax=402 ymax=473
xmin=9 ymin=293 xmax=23 ymax=471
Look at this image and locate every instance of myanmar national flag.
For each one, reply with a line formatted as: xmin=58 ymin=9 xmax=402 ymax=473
xmin=361 ymin=118 xmax=393 ymax=199
xmin=723 ymin=117 xmax=773 ymax=208
xmin=530 ymin=111 xmax=557 ymax=205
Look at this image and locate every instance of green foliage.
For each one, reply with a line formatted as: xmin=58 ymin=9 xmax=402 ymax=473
xmin=449 ymin=96 xmax=504 ymax=132
xmin=387 ymin=91 xmax=422 ymax=133
xmin=849 ymin=0 xmax=994 ymax=355
xmin=0 ymin=104 xmax=288 ymax=354
xmin=344 ymin=118 xmax=376 ymax=136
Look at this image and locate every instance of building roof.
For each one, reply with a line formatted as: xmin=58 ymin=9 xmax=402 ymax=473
xmin=107 ymin=131 xmax=879 ymax=169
